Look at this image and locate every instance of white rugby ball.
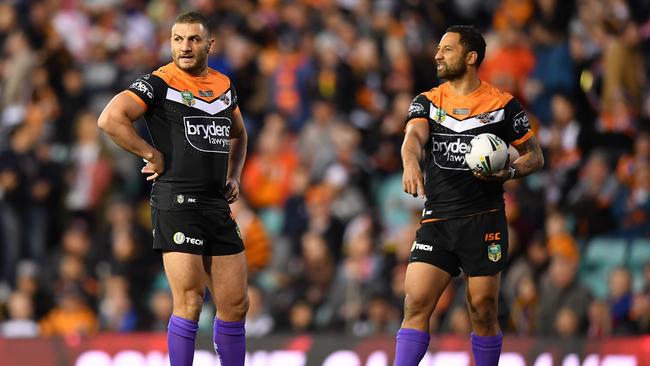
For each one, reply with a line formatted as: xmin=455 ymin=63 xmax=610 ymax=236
xmin=465 ymin=133 xmax=508 ymax=175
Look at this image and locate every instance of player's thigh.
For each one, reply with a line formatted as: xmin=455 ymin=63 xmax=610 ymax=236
xmin=204 ymin=251 xmax=248 ymax=310
xmin=162 ymin=251 xmax=206 ymax=295
xmin=403 ymin=262 xmax=453 ymax=312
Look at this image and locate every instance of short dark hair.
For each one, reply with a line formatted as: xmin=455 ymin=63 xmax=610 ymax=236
xmin=445 ymin=25 xmax=486 ymax=68
xmin=175 ymin=11 xmax=211 ymax=35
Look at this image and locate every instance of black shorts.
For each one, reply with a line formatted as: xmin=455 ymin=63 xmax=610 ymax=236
xmin=151 ymin=207 xmax=244 ymax=256
xmin=409 ymin=210 xmax=508 ymax=277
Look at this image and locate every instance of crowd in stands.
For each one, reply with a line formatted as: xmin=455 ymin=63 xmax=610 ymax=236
xmin=1 ymin=0 xmax=650 ymax=340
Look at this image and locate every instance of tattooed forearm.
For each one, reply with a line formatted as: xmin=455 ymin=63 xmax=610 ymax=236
xmin=511 ymin=135 xmax=544 ymax=178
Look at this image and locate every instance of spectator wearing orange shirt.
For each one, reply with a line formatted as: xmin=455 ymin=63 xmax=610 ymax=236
xmin=242 ymin=113 xmax=298 ymax=209
xmin=40 ymin=288 xmax=98 ymax=337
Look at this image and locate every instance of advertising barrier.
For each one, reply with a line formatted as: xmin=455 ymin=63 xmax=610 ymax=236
xmin=0 ymin=334 xmax=648 ymax=366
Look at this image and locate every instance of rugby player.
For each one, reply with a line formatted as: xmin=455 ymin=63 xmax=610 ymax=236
xmin=98 ymin=11 xmax=248 ymax=366
xmin=395 ymin=25 xmax=544 ymax=366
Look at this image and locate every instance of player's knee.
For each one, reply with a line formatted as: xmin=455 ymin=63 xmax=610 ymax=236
xmin=403 ymin=293 xmax=433 ymax=319
xmin=233 ymin=294 xmax=250 ymax=319
xmin=467 ymin=293 xmax=497 ymax=321
xmin=221 ymin=293 xmax=249 ymax=320
xmin=176 ymin=288 xmax=205 ymax=316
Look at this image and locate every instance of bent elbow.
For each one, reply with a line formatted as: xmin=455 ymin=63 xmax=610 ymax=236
xmin=537 ymin=153 xmax=545 ymax=171
xmin=97 ymin=112 xmax=110 ymax=132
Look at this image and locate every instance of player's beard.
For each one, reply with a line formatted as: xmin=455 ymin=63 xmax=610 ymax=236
xmin=437 ymin=59 xmax=467 ymax=81
xmin=173 ymin=46 xmax=209 ymax=75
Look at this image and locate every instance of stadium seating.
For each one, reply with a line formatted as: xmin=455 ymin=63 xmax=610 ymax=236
xmin=579 ymin=237 xmax=628 ymax=298
xmin=627 ymin=238 xmax=650 ymax=292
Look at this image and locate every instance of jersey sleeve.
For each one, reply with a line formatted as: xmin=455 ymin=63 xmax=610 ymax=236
xmin=125 ymin=73 xmax=166 ymax=109
xmin=502 ymin=98 xmax=533 ymax=147
xmin=405 ymin=94 xmax=431 ymax=124
xmin=229 ymin=83 xmax=238 ymax=109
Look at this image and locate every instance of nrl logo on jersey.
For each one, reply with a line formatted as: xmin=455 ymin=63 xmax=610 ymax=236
xmin=434 ymin=108 xmax=446 ymax=123
xmin=181 ymin=90 xmax=196 ymax=106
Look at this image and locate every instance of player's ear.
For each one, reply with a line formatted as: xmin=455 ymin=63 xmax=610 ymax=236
xmin=466 ymin=50 xmax=478 ymax=66
xmin=207 ymin=37 xmax=215 ymax=53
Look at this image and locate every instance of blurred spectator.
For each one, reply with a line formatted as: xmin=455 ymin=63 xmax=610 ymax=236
xmin=608 ymin=267 xmax=638 ymax=334
xmin=230 ymin=198 xmax=271 ymax=275
xmin=525 ymin=18 xmax=575 ymax=124
xmin=245 ymin=285 xmax=274 ymax=337
xmin=39 ymin=287 xmax=98 ymax=337
xmin=14 ymin=260 xmax=54 ymax=321
xmin=351 ymin=293 xmax=400 ymax=337
xmin=536 ymin=253 xmax=592 ymax=336
xmin=148 ymin=288 xmax=173 ymax=332
xmin=612 ymin=161 xmax=650 ymax=237
xmin=298 ymin=98 xmax=344 ymax=174
xmin=509 ymin=275 xmax=539 ymax=335
xmin=320 ymin=215 xmax=383 ymax=330
xmin=587 ymin=300 xmax=612 ymax=338
xmin=0 ymin=123 xmax=50 ymax=281
xmin=539 ymin=92 xmax=586 ymax=206
xmin=98 ymin=275 xmax=138 ymax=332
xmin=289 ymin=300 xmax=314 ymax=333
xmin=616 ymin=131 xmax=650 ymax=186
xmin=566 ymin=150 xmax=618 ymax=238
xmin=447 ymin=306 xmax=473 ymax=337
xmin=554 ymin=306 xmax=580 ymax=338
xmin=64 ymin=111 xmax=112 ymax=225
xmin=0 ymin=290 xmax=39 ymax=338
xmin=1 ymin=0 xmax=650 ymax=338
xmin=480 ymin=25 xmax=535 ymax=102
xmin=241 ymin=113 xmax=299 ymax=209
xmin=599 ymin=17 xmax=643 ymax=137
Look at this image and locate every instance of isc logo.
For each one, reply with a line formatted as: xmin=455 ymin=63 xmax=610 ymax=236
xmin=484 ymin=232 xmax=501 ymax=242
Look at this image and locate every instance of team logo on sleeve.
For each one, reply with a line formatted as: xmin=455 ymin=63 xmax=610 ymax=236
xmin=184 ymin=116 xmax=231 ymax=153
xmin=181 ymin=90 xmax=196 ymax=106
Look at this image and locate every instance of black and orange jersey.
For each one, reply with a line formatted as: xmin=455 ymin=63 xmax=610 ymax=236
xmin=126 ymin=62 xmax=238 ymax=210
xmin=406 ymin=81 xmax=533 ymax=218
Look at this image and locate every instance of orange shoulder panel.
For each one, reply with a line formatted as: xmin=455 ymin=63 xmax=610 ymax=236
xmin=421 ymin=86 xmax=441 ymax=107
xmin=463 ymin=82 xmax=515 ymax=117
xmin=152 ymin=63 xmax=231 ymax=103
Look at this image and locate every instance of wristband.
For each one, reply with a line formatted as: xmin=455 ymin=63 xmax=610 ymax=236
xmin=507 ymin=166 xmax=517 ymax=180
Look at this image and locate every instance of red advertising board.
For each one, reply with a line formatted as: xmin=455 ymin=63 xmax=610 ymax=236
xmin=0 ymin=334 xmax=648 ymax=366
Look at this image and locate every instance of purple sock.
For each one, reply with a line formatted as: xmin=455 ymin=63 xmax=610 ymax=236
xmin=471 ymin=332 xmax=503 ymax=366
xmin=168 ymin=315 xmax=198 ymax=366
xmin=213 ymin=318 xmax=246 ymax=366
xmin=394 ymin=328 xmax=430 ymax=366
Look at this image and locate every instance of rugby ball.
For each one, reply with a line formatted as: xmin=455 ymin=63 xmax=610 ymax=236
xmin=465 ymin=133 xmax=508 ymax=175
